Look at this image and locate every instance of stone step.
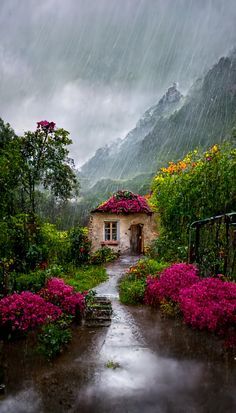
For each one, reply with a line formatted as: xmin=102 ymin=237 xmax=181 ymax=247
xmin=84 ymin=296 xmax=112 ymax=327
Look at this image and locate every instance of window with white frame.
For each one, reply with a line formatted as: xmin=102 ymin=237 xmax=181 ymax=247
xmin=104 ymin=221 xmax=119 ymax=241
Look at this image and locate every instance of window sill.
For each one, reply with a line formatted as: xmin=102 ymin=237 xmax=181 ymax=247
xmin=101 ymin=241 xmax=119 ymax=246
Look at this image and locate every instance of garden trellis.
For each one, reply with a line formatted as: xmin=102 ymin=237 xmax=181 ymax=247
xmin=189 ymin=213 xmax=236 ymax=277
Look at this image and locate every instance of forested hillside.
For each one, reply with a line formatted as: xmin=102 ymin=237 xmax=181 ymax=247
xmin=80 ymin=51 xmax=236 ymax=205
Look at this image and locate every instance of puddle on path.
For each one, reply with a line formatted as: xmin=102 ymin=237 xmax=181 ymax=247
xmin=0 ymin=256 xmax=235 ymax=413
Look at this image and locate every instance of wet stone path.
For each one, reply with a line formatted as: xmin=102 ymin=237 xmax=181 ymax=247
xmin=0 ymin=256 xmax=236 ymax=413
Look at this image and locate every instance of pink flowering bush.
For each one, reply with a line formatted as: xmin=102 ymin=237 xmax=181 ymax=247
xmin=40 ymin=278 xmax=85 ymax=317
xmin=145 ymin=263 xmax=199 ymax=305
xmin=145 ymin=276 xmax=162 ymax=307
xmin=179 ymin=278 xmax=236 ymax=334
xmin=94 ymin=190 xmax=152 ymax=214
xmin=0 ymin=292 xmax=62 ymax=333
xmin=37 ymin=120 xmax=56 ymax=132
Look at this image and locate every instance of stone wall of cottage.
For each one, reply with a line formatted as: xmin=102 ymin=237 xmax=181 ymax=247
xmin=89 ymin=212 xmax=158 ymax=253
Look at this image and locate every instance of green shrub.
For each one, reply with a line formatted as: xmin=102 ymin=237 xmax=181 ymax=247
xmin=127 ymin=258 xmax=168 ymax=279
xmin=37 ymin=316 xmax=72 ymax=359
xmin=119 ymin=258 xmax=168 ymax=305
xmin=67 ymin=227 xmax=91 ymax=265
xmin=40 ymin=223 xmax=69 ymax=265
xmin=119 ymin=277 xmax=146 ymax=305
xmin=90 ymin=246 xmax=119 ymax=265
xmin=148 ymin=233 xmax=188 ymax=263
xmin=44 ymin=264 xmax=65 ymax=278
xmin=14 ymin=269 xmax=49 ymax=293
xmin=150 ymin=142 xmax=235 ymax=262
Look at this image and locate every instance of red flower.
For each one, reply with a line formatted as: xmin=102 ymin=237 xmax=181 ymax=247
xmin=40 ymin=278 xmax=85 ymax=317
xmin=0 ymin=292 xmax=62 ymax=333
xmin=37 ymin=120 xmax=56 ymax=132
xmin=94 ymin=191 xmax=152 ymax=214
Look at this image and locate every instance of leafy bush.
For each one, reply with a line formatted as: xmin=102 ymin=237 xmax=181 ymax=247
xmin=67 ymin=227 xmax=91 ymax=265
xmin=119 ymin=278 xmax=146 ymax=305
xmin=37 ymin=316 xmax=72 ymax=359
xmin=14 ymin=269 xmax=50 ymax=293
xmin=127 ymin=258 xmax=168 ymax=279
xmin=150 ymin=142 xmax=236 ymax=262
xmin=148 ymin=233 xmax=188 ymax=263
xmin=40 ymin=223 xmax=69 ymax=265
xmin=119 ymin=259 xmax=168 ymax=305
xmin=145 ymin=263 xmax=199 ymax=306
xmin=179 ymin=278 xmax=236 ymax=334
xmin=40 ymin=278 xmax=85 ymax=319
xmin=44 ymin=264 xmax=65 ymax=278
xmin=6 ymin=214 xmax=46 ymax=272
xmin=0 ymin=291 xmax=62 ymax=334
xmin=90 ymin=247 xmax=119 ymax=265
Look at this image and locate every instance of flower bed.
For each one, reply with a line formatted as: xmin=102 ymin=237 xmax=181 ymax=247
xmin=119 ymin=259 xmax=168 ymax=305
xmin=145 ymin=263 xmax=199 ymax=306
xmin=0 ymin=291 xmax=62 ymax=333
xmin=40 ymin=278 xmax=85 ymax=317
xmin=144 ymin=262 xmax=236 ymax=349
xmin=179 ymin=278 xmax=236 ymax=334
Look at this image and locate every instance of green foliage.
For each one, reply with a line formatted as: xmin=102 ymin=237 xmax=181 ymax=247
xmin=150 ymin=142 xmax=236 ymax=261
xmin=85 ymin=289 xmax=97 ymax=305
xmin=4 ymin=214 xmax=45 ymax=272
xmin=119 ymin=258 xmax=168 ymax=305
xmin=148 ymin=233 xmax=188 ymax=263
xmin=40 ymin=223 xmax=69 ymax=264
xmin=119 ymin=278 xmax=146 ymax=305
xmin=19 ymin=123 xmax=79 ymax=215
xmin=0 ymin=118 xmax=81 ymax=291
xmin=134 ymin=258 xmax=168 ymax=276
xmin=105 ymin=360 xmax=120 ymax=369
xmin=159 ymin=299 xmax=181 ymax=318
xmin=14 ymin=270 xmax=49 ymax=293
xmin=0 ymin=119 xmax=22 ymax=218
xmin=90 ymin=247 xmax=119 ymax=265
xmin=44 ymin=264 xmax=65 ymax=278
xmin=64 ymin=265 xmax=108 ymax=292
xmin=67 ymin=227 xmax=91 ymax=265
xmin=37 ymin=316 xmax=72 ymax=359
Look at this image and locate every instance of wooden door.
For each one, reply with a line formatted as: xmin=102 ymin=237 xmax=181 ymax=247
xmin=130 ymin=224 xmax=143 ymax=254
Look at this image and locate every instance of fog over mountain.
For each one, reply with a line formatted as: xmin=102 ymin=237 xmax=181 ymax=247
xmin=1 ymin=0 xmax=236 ymax=165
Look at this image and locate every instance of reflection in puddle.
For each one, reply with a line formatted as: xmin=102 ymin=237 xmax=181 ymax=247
xmin=0 ymin=388 xmax=42 ymax=413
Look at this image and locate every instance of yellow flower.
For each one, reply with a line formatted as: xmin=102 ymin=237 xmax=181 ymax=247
xmin=211 ymin=144 xmax=219 ymax=153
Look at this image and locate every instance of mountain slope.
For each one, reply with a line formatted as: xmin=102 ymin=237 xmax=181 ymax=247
xmin=133 ymin=54 xmax=236 ymax=175
xmin=81 ymin=51 xmax=236 ymax=183
xmin=81 ymin=83 xmax=183 ymax=185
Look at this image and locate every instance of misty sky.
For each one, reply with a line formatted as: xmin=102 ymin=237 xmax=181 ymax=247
xmin=1 ymin=0 xmax=236 ymax=166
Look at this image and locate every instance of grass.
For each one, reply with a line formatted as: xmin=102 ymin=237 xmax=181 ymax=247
xmin=63 ymin=265 xmax=108 ymax=292
xmin=105 ymin=360 xmax=120 ymax=369
xmin=119 ymin=258 xmax=168 ymax=305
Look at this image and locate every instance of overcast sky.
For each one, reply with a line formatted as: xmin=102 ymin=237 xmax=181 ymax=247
xmin=1 ymin=0 xmax=236 ymax=166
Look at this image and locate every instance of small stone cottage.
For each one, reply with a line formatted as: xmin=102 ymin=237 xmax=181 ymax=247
xmin=89 ymin=191 xmax=157 ymax=254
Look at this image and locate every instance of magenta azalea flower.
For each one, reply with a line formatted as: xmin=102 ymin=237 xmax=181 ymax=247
xmin=93 ymin=191 xmax=152 ymax=214
xmin=0 ymin=291 xmax=62 ymax=333
xmin=40 ymin=278 xmax=85 ymax=317
xmin=37 ymin=120 xmax=56 ymax=132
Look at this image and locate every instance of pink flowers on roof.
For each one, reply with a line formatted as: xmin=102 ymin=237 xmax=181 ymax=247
xmin=94 ymin=190 xmax=152 ymax=214
xmin=37 ymin=120 xmax=56 ymax=132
